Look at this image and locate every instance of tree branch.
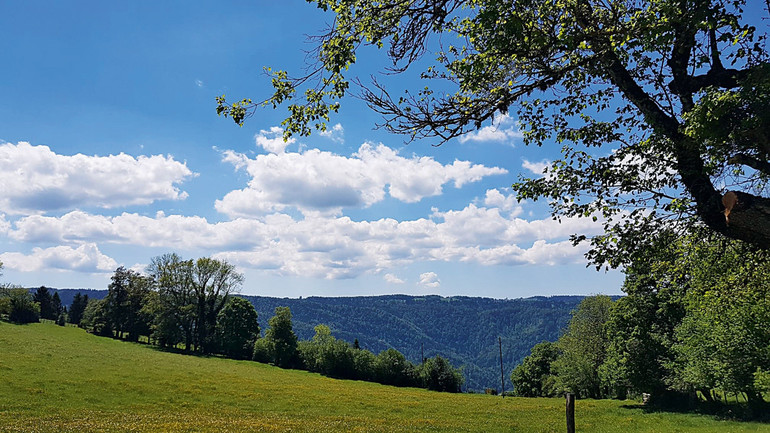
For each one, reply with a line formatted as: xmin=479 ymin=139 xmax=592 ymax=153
xmin=666 ymin=5 xmax=698 ymax=111
xmin=729 ymin=153 xmax=770 ymax=176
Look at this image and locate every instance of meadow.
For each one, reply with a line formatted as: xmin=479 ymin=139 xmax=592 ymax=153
xmin=0 ymin=321 xmax=767 ymax=432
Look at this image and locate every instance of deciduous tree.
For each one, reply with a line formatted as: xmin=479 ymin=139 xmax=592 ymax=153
xmin=215 ymin=297 xmax=260 ymax=359
xmin=192 ymin=257 xmax=243 ymax=353
xmin=264 ymin=306 xmax=299 ymax=368
xmin=511 ymin=341 xmax=560 ymax=397
xmin=219 ymin=0 xmax=770 ymax=262
xmin=147 ymin=253 xmax=196 ymax=351
xmin=2 ymin=287 xmax=40 ymax=324
xmin=552 ymin=295 xmax=612 ymax=398
xmin=420 ymin=355 xmax=464 ymax=392
xmin=670 ymin=236 xmax=770 ymax=404
xmin=81 ymin=298 xmax=112 ymax=337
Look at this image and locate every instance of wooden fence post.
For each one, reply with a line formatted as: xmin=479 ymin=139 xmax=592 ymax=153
xmin=566 ymin=392 xmax=575 ymax=433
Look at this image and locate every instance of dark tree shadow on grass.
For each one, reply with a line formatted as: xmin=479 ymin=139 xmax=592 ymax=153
xmin=621 ymin=400 xmax=770 ymax=423
xmin=147 ymin=344 xmax=222 ymax=359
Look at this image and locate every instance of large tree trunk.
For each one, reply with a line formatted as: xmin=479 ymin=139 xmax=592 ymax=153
xmin=674 ymin=139 xmax=770 ymax=249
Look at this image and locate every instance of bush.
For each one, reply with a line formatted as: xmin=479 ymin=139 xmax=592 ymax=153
xmin=3 ymin=288 xmax=40 ymax=324
xmin=352 ymin=348 xmax=376 ymax=381
xmin=374 ymin=348 xmax=420 ymax=387
xmin=420 ymin=355 xmax=464 ymax=393
xmin=252 ymin=338 xmax=274 ymax=364
xmin=81 ymin=299 xmax=113 ymax=337
xmin=297 ymin=325 xmax=358 ymax=379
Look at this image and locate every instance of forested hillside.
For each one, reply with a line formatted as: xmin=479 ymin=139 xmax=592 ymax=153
xmin=47 ymin=288 xmax=581 ymax=391
xmin=244 ymin=295 xmax=583 ymax=391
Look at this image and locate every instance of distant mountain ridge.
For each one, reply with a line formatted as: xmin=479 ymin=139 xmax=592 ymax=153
xmin=43 ymin=288 xmax=583 ymax=391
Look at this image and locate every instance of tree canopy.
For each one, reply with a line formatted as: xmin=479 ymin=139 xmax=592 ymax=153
xmin=511 ymin=232 xmax=770 ymax=405
xmin=218 ymin=0 xmax=770 ymax=264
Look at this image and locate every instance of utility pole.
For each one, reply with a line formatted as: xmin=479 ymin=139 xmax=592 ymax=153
xmin=421 ymin=342 xmax=425 ymax=364
xmin=499 ymin=336 xmax=505 ymax=397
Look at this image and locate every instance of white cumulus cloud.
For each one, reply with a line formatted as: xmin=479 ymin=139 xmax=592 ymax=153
xmin=216 ymin=142 xmax=507 ymax=217
xmin=319 ymin=123 xmax=344 ymax=143
xmin=418 ymin=272 xmax=440 ymax=288
xmin=255 ymin=126 xmax=295 ymax=154
xmin=522 ymin=159 xmax=550 ymax=176
xmin=483 ymin=189 xmax=522 ymax=215
xmin=4 ymin=189 xmax=603 ymax=280
xmin=384 ymin=273 xmax=405 ymax=284
xmin=459 ymin=114 xmax=523 ymax=144
xmin=0 ymin=141 xmax=194 ymax=215
xmin=0 ymin=243 xmax=117 ymax=273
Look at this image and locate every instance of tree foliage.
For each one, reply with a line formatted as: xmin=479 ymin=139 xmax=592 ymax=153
xmin=247 ymin=293 xmax=578 ymax=391
xmin=216 ymin=296 xmax=260 ymax=359
xmin=510 ymin=341 xmax=560 ymax=397
xmin=81 ymin=298 xmax=112 ymax=337
xmin=105 ymin=267 xmax=154 ymax=341
xmin=264 ymin=306 xmax=299 ymax=368
xmin=552 ymin=295 xmax=612 ymax=398
xmin=514 ymin=232 xmax=770 ymax=405
xmin=1 ymin=286 xmax=40 ymax=324
xmin=420 ymin=355 xmax=464 ymax=392
xmin=668 ymin=235 xmax=770 ymax=403
xmin=268 ymin=312 xmax=463 ymax=390
xmin=146 ymin=254 xmax=243 ymax=352
xmin=147 ymin=253 xmax=197 ymax=350
xmin=33 ymin=286 xmax=55 ymax=320
xmin=599 ymin=238 xmax=687 ymax=398
xmin=219 ymin=0 xmax=770 ymax=261
xmin=68 ymin=293 xmax=89 ymax=326
xmin=51 ymin=292 xmax=64 ymax=321
xmin=192 ymin=257 xmax=243 ymax=353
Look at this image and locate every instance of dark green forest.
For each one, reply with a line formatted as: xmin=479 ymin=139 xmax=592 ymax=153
xmin=244 ymin=294 xmax=582 ymax=391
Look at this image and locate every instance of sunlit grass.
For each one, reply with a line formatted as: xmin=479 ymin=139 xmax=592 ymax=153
xmin=1 ymin=321 xmax=767 ymax=432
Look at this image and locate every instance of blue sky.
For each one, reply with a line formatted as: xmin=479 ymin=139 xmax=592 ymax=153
xmin=0 ymin=1 xmax=624 ymax=298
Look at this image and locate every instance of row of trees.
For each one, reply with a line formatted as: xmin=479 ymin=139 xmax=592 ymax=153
xmin=511 ymin=234 xmax=770 ymax=405
xmin=253 ymin=307 xmax=464 ymax=392
xmin=1 ymin=255 xmax=463 ymax=393
xmin=79 ymin=254 xmax=245 ymax=355
xmin=86 ymin=263 xmax=462 ymax=392
xmin=0 ymin=287 xmax=90 ymax=326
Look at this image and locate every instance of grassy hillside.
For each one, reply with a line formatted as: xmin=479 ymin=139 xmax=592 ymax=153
xmin=1 ymin=321 xmax=767 ymax=432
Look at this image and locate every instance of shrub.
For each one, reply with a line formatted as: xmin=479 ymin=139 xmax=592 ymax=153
xmin=81 ymin=299 xmax=113 ymax=337
xmin=420 ymin=355 xmax=464 ymax=393
xmin=252 ymin=338 xmax=273 ymax=364
xmin=6 ymin=288 xmax=40 ymax=324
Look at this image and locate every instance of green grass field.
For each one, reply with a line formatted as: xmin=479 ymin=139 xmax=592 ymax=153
xmin=1 ymin=321 xmax=768 ymax=432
